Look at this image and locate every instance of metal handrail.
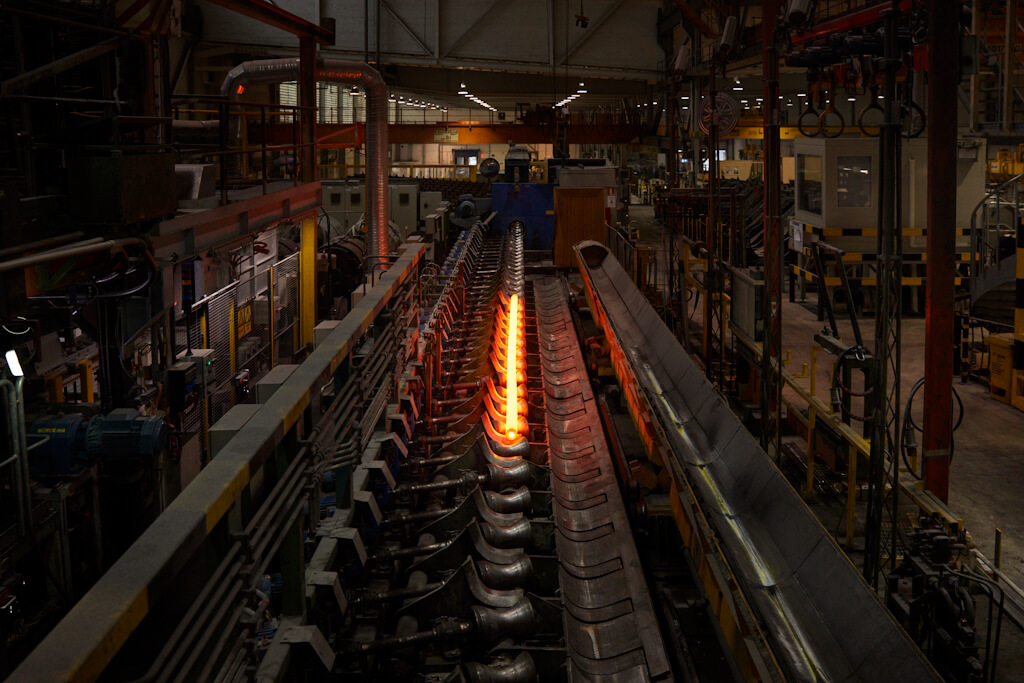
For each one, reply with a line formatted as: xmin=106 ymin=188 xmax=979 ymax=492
xmin=970 ymin=172 xmax=1024 ymax=296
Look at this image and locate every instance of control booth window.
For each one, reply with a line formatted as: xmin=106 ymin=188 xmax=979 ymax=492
xmin=797 ymin=154 xmax=823 ymax=215
xmin=836 ymin=156 xmax=872 ymax=208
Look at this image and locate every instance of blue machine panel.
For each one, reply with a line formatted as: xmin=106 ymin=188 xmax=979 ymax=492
xmin=490 ymin=183 xmax=554 ymax=250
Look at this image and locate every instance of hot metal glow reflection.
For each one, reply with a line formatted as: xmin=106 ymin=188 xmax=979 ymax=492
xmin=505 ymin=293 xmax=519 ymax=440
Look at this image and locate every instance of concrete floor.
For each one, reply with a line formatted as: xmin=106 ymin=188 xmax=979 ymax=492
xmin=628 ymin=203 xmax=1024 ymax=589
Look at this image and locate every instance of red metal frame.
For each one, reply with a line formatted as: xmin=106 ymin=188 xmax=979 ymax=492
xmin=790 ymin=0 xmax=912 ymax=47
xmin=922 ymin=0 xmax=958 ymax=503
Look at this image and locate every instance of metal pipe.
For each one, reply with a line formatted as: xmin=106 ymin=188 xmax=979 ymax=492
xmin=15 ymin=377 xmax=30 ymax=533
xmin=0 ymin=380 xmax=26 ymax=537
xmin=0 ymin=238 xmax=143 ymax=273
xmin=220 ymin=57 xmax=390 ymax=266
xmin=0 ymin=232 xmax=86 ymax=259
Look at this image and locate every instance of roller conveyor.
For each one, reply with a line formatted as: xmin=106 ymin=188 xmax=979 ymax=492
xmin=10 ymin=226 xmax=948 ymax=683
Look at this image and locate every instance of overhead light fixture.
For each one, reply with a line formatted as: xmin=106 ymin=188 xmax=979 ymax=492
xmin=5 ymin=349 xmax=23 ymax=377
xmin=733 ymin=86 xmax=743 ymax=91
xmin=798 ymin=92 xmax=806 ymax=97
xmin=460 ymin=87 xmax=495 ymax=110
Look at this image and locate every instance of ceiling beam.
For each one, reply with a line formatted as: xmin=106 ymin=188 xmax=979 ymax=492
xmin=379 ymin=0 xmax=432 ymax=57
xmin=441 ymin=0 xmax=504 ymax=59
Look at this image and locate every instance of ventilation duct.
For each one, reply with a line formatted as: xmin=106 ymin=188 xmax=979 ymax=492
xmin=221 ymin=58 xmax=390 ymax=268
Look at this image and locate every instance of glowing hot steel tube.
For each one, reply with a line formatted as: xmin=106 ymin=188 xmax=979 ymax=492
xmin=505 ymin=293 xmax=519 ymax=440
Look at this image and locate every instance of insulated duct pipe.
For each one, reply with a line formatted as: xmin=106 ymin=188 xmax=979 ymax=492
xmin=220 ymin=58 xmax=390 ymax=266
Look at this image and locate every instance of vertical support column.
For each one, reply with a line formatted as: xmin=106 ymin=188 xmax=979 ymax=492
xmin=300 ymin=216 xmax=317 ymax=349
xmin=760 ymin=0 xmax=782 ymax=459
xmin=268 ymin=268 xmax=276 ymax=368
xmin=76 ymin=360 xmax=94 ymax=403
xmin=299 ymin=38 xmax=318 ymax=350
xmin=706 ymin=61 xmax=722 ymax=387
xmin=201 ymin=311 xmax=210 ymax=459
xmin=299 ymin=37 xmax=317 ymax=184
xmin=923 ymin=0 xmax=958 ymax=503
xmin=669 ymin=78 xmax=678 ymax=190
xmin=865 ymin=8 xmax=903 ymax=586
xmin=1004 ymin=0 xmax=1018 ymax=134
xmin=228 ymin=298 xmax=237 ymax=405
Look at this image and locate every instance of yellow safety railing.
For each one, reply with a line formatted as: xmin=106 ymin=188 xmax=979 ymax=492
xmin=731 ymin=330 xmax=966 ymax=556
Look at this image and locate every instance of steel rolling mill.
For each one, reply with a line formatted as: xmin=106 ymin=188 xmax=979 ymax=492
xmin=3 ymin=2 xmax=1019 ymax=680
xmin=4 ymin=204 xmax=951 ymax=681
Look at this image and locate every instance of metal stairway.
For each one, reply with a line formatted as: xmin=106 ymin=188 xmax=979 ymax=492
xmin=973 ymin=0 xmax=1024 ymax=132
xmin=970 ymin=174 xmax=1022 ymax=327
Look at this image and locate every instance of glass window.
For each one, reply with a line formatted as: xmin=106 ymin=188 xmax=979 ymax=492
xmin=836 ymin=156 xmax=872 ymax=208
xmin=797 ymin=154 xmax=823 ymax=215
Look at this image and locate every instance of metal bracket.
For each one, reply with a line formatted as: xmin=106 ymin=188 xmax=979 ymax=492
xmin=305 ymin=570 xmax=348 ymax=614
xmin=321 ymin=526 xmax=368 ymax=566
xmin=278 ymin=624 xmax=336 ymax=671
xmin=353 ymin=490 xmax=383 ymax=526
xmin=359 ymin=460 xmax=396 ymax=491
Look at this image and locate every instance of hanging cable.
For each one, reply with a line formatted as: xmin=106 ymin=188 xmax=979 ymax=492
xmin=829 ymin=345 xmax=874 ymax=421
xmin=899 ymin=377 xmax=965 ymax=479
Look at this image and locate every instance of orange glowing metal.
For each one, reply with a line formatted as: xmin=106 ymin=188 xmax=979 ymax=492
xmin=505 ymin=293 xmax=519 ymax=440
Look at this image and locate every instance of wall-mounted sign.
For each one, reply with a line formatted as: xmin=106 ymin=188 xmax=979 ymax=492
xmin=434 ymin=128 xmax=459 ymax=143
xmin=789 ymin=219 xmax=803 ymax=252
xmin=236 ymin=301 xmax=253 ymax=339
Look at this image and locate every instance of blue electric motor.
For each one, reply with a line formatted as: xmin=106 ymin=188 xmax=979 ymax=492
xmin=29 ymin=409 xmax=168 ymax=477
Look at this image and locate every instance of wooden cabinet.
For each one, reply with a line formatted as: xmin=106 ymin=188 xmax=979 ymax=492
xmin=553 ymin=187 xmax=605 ymax=268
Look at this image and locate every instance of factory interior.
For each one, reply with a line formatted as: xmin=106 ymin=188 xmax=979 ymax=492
xmin=4 ymin=0 xmax=1024 ymax=681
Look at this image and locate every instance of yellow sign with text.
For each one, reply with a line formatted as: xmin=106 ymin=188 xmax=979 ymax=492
xmin=236 ymin=302 xmax=252 ymax=339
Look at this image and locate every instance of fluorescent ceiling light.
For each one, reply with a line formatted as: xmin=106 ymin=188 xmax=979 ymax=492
xmin=5 ymin=349 xmax=22 ymax=377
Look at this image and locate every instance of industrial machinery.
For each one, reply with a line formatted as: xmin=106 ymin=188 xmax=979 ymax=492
xmin=0 ymin=3 xmax=1004 ymax=680
xmin=10 ymin=203 xmax=973 ymax=682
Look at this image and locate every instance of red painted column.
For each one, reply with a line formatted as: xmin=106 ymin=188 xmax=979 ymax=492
xmin=922 ymin=1 xmax=958 ymax=502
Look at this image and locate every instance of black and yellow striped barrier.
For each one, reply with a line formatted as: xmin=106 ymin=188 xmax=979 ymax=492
xmin=792 ymin=265 xmax=966 ymax=288
xmin=1015 ymin=229 xmax=1024 ymax=409
xmin=800 ymin=248 xmax=974 ymax=263
xmin=801 ymin=224 xmax=971 ymax=238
